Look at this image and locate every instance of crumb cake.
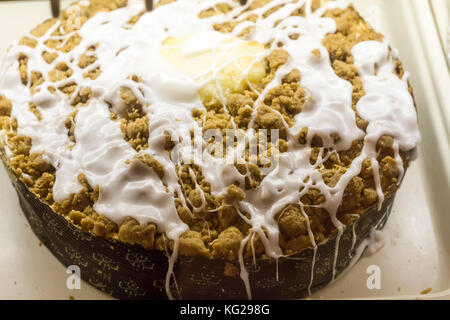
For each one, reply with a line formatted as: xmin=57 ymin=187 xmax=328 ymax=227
xmin=0 ymin=0 xmax=420 ymax=299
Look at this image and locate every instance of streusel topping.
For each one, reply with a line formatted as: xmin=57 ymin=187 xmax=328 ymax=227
xmin=0 ymin=0 xmax=419 ymax=299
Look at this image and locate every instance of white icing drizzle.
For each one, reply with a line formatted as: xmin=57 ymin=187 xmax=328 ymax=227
xmin=352 ymin=40 xmax=420 ymax=208
xmin=300 ymin=205 xmax=317 ymax=296
xmin=0 ymin=0 xmax=420 ymax=299
xmin=349 ymin=214 xmax=360 ymax=252
xmin=239 ymin=233 xmax=252 ymax=299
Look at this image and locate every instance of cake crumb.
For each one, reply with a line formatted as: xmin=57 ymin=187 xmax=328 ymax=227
xmin=311 ymin=48 xmax=321 ymax=59
xmin=420 ymin=288 xmax=432 ymax=295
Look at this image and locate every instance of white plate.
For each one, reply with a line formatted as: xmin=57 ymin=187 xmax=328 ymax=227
xmin=0 ymin=0 xmax=448 ymax=300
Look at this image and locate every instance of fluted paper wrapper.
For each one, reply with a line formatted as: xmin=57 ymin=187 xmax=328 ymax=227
xmin=1 ymin=152 xmax=395 ymax=300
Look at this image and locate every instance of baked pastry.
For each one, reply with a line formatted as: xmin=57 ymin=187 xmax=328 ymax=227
xmin=0 ymin=0 xmax=420 ymax=299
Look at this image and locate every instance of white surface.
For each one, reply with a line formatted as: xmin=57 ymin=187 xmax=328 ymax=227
xmin=0 ymin=0 xmax=449 ymax=300
xmin=430 ymin=0 xmax=449 ymax=65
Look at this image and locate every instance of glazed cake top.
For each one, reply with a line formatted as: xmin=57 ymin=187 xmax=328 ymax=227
xmin=0 ymin=0 xmax=420 ymax=299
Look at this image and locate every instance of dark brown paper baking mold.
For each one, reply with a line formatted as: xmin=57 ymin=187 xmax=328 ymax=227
xmin=1 ymin=152 xmax=397 ymax=300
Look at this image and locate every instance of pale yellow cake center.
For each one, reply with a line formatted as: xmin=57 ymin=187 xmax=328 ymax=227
xmin=161 ymin=31 xmax=267 ymax=102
